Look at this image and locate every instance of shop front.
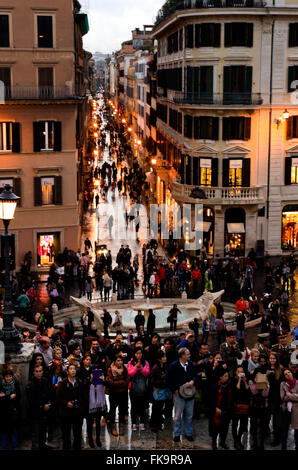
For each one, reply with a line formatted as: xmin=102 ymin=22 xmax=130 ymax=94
xmin=37 ymin=232 xmax=61 ymax=266
xmin=225 ymin=208 xmax=246 ymax=256
xmin=201 ymin=207 xmax=215 ymax=255
xmin=282 ymin=205 xmax=298 ymax=250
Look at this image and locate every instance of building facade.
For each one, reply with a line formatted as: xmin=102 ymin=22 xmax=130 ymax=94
xmin=0 ymin=0 xmax=90 ymax=270
xmin=151 ymin=0 xmax=298 ymax=257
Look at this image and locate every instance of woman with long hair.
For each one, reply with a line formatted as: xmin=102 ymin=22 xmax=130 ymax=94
xmin=106 ymin=356 xmax=130 ymax=437
xmin=127 ymin=348 xmax=150 ymax=431
xmin=149 ymin=350 xmax=171 ymax=433
xmin=231 ymin=366 xmax=250 ymax=449
xmin=267 ymin=352 xmax=283 ymax=447
xmin=28 ymin=353 xmax=48 ymax=380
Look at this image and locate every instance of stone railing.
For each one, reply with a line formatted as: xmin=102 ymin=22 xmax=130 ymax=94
xmin=171 ymin=180 xmax=265 ymax=204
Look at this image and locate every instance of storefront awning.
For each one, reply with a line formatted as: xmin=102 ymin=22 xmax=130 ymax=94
xmin=195 ymin=221 xmax=212 ymax=232
xmin=227 ymin=223 xmax=245 ymax=234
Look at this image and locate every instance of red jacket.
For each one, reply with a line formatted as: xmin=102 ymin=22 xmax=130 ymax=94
xmin=192 ymin=269 xmax=202 ymax=280
xmin=236 ymin=300 xmax=247 ymax=313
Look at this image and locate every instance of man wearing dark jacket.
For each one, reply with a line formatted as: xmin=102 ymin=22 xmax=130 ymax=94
xmin=134 ymin=310 xmax=145 ymax=335
xmin=166 ymin=348 xmax=197 ymax=442
xmin=26 ymin=365 xmax=52 ymax=450
xmin=56 ymin=364 xmax=84 ymax=450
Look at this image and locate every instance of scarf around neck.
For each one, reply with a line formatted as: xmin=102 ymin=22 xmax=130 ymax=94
xmin=111 ymin=362 xmax=124 ymax=377
xmin=286 ymin=378 xmax=297 ymax=392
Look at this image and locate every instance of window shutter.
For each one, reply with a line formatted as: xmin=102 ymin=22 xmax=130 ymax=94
xmin=246 ymin=24 xmax=253 ymax=47
xmin=195 ymin=24 xmax=201 ymax=48
xmin=186 ymin=25 xmax=194 ymax=48
xmin=242 ymin=158 xmax=251 ymax=187
xmin=223 ymin=66 xmax=232 ymax=93
xmin=194 ymin=116 xmax=200 ymax=139
xmin=0 ymin=15 xmax=9 ymax=47
xmin=287 ymin=116 xmax=293 ymax=139
xmin=184 ymin=115 xmax=193 ymax=139
xmin=212 ymin=117 xmax=219 ymax=140
xmin=54 ymin=176 xmax=62 ymax=205
xmin=289 ymin=24 xmax=296 ymax=47
xmin=244 ymin=118 xmax=251 ymax=140
xmin=222 ymin=117 xmax=230 ymax=140
xmin=185 ymin=156 xmax=192 ymax=185
xmin=180 ymin=154 xmax=185 ymax=183
xmin=211 ymin=158 xmax=218 ymax=187
xmin=34 ymin=177 xmax=42 ymax=206
xmin=244 ymin=66 xmax=252 ymax=94
xmin=33 ymin=122 xmax=41 ymax=152
xmin=12 ymin=122 xmax=21 ymax=153
xmin=193 ymin=157 xmax=199 ymax=185
xmin=13 ymin=178 xmax=22 ymax=207
xmin=54 ymin=121 xmax=62 ymax=151
xmin=285 ymin=157 xmax=292 ymax=185
xmin=288 ymin=66 xmax=295 ymax=92
xmin=224 ymin=24 xmax=231 ymax=47
xmin=214 ymin=24 xmax=221 ymax=47
xmin=222 ymin=159 xmax=230 ymax=187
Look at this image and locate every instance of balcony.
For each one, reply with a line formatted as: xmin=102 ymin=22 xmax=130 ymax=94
xmin=171 ymin=180 xmax=265 ymax=204
xmin=154 ymin=0 xmax=267 ymax=29
xmin=173 ymin=92 xmax=263 ymax=106
xmin=2 ymin=85 xmax=86 ymax=101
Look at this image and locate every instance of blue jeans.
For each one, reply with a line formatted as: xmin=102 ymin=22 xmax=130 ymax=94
xmin=1 ymin=429 xmax=18 ymax=450
xmin=236 ymin=330 xmax=245 ymax=340
xmin=173 ymin=393 xmax=194 ymax=437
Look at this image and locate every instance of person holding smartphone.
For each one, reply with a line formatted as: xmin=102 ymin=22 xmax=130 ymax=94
xmin=231 ymin=367 xmax=250 ymax=450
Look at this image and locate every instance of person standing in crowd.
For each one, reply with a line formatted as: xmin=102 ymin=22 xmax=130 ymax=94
xmin=168 ymin=304 xmax=181 ymax=335
xmin=127 ymin=348 xmax=150 ymax=431
xmin=150 ymin=350 xmax=171 ymax=433
xmin=0 ymin=370 xmax=21 ymax=450
xmin=231 ymin=367 xmax=250 ymax=449
xmin=210 ymin=368 xmax=232 ymax=450
xmin=101 ymin=308 xmax=112 ymax=339
xmin=280 ymin=368 xmax=298 ymax=450
xmin=106 ymin=356 xmax=130 ymax=436
xmin=147 ymin=309 xmax=156 ymax=338
xmin=56 ymin=364 xmax=84 ymax=451
xmin=134 ymin=310 xmax=145 ymax=335
xmin=26 ymin=364 xmax=52 ymax=450
xmin=166 ymin=348 xmax=197 ymax=442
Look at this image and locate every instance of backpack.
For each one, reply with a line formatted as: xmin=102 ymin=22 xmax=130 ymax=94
xmin=131 ymin=371 xmax=148 ymax=396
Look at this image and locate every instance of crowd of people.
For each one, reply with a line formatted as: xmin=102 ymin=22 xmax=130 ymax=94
xmin=1 ymin=308 xmax=298 ymax=451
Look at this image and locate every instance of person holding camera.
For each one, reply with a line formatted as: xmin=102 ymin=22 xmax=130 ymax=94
xmin=231 ymin=367 xmax=250 ymax=449
xmin=56 ymin=364 xmax=84 ymax=451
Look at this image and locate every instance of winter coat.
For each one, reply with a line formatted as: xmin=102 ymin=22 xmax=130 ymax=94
xmin=280 ymin=380 xmax=298 ymax=429
xmin=105 ymin=367 xmax=130 ymax=394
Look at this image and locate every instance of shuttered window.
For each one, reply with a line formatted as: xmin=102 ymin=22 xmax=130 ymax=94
xmin=184 ymin=115 xmax=193 ymax=139
xmin=185 ymin=66 xmax=213 ymax=103
xmin=287 ymin=116 xmax=298 ymax=139
xmin=185 ymin=24 xmax=194 ymax=48
xmin=34 ymin=175 xmax=62 ymax=206
xmin=224 ymin=23 xmax=253 ymax=47
xmin=37 ymin=16 xmax=53 ymax=48
xmin=222 ymin=117 xmax=251 ymax=141
xmin=33 ymin=121 xmax=62 ymax=152
xmin=0 ymin=15 xmax=9 ymax=47
xmin=288 ymin=66 xmax=298 ymax=92
xmin=195 ymin=23 xmax=221 ymax=47
xmin=223 ymin=66 xmax=252 ymax=104
xmin=0 ymin=122 xmax=20 ymax=152
xmin=285 ymin=157 xmax=298 ymax=185
xmin=193 ymin=117 xmax=219 ymax=140
xmin=222 ymin=158 xmax=251 ymax=187
xmin=289 ymin=24 xmax=298 ymax=47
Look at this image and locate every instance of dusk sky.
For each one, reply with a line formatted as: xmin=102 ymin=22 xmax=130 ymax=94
xmin=81 ymin=0 xmax=165 ymax=55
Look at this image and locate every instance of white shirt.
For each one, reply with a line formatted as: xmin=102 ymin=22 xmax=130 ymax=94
xmin=179 ymin=361 xmax=188 ymax=372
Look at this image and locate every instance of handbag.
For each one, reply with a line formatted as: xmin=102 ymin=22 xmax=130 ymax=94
xmin=167 ymin=316 xmax=171 ymax=323
xmin=153 ymin=388 xmax=172 ymax=401
xmin=235 ymin=403 xmax=249 ymax=415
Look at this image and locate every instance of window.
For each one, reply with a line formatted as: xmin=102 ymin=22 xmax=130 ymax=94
xmin=37 ymin=15 xmax=53 ymax=48
xmin=185 ymin=66 xmax=213 ymax=103
xmin=184 ymin=115 xmax=193 ymax=139
xmin=0 ymin=122 xmax=20 ymax=152
xmin=287 ymin=116 xmax=298 ymax=139
xmin=200 ymin=159 xmax=212 ymax=186
xmin=167 ymin=31 xmax=179 ymax=54
xmin=288 ymin=66 xmax=298 ymax=92
xmin=285 ymin=157 xmax=298 ymax=184
xmin=0 ymin=15 xmax=9 ymax=47
xmin=169 ymin=109 xmax=182 ymax=133
xmin=223 ymin=66 xmax=252 ymax=104
xmin=185 ymin=24 xmax=194 ymax=48
xmin=224 ymin=23 xmax=253 ymax=47
xmin=223 ymin=158 xmax=251 ymax=187
xmin=194 ymin=117 xmax=219 ymax=140
xmin=222 ymin=117 xmax=251 ymax=141
xmin=229 ymin=160 xmax=243 ymax=187
xmin=34 ymin=176 xmax=62 ymax=206
xmin=195 ymin=23 xmax=221 ymax=47
xmin=38 ymin=67 xmax=54 ymax=98
xmin=33 ymin=121 xmax=61 ymax=152
xmin=41 ymin=177 xmax=54 ymax=205
xmin=0 ymin=67 xmax=11 ymax=98
xmin=157 ymin=103 xmax=167 ymax=123
xmin=157 ymin=68 xmax=182 ymax=92
xmin=289 ymin=23 xmax=298 ymax=47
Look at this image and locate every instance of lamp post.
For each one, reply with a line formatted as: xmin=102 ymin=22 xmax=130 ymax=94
xmin=0 ymin=184 xmax=21 ymax=354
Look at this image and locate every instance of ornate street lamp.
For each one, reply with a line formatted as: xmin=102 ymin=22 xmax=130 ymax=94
xmin=0 ymin=184 xmax=21 ymax=353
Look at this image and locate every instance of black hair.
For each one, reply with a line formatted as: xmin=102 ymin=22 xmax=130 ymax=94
xmin=131 ymin=347 xmax=146 ymax=366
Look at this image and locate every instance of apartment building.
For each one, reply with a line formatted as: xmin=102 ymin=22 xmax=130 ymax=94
xmin=0 ymin=0 xmax=90 ymax=270
xmin=151 ymin=0 xmax=298 ymax=257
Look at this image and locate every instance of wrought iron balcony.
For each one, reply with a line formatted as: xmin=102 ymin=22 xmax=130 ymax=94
xmin=154 ymin=0 xmax=267 ymax=28
xmin=2 ymin=85 xmax=86 ymax=101
xmin=173 ymin=91 xmax=263 ymax=106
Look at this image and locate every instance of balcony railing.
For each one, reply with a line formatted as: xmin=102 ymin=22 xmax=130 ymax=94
xmin=2 ymin=85 xmax=86 ymax=100
xmin=173 ymin=92 xmax=263 ymax=106
xmin=171 ymin=180 xmax=265 ymax=204
xmin=154 ymin=0 xmax=267 ymax=28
